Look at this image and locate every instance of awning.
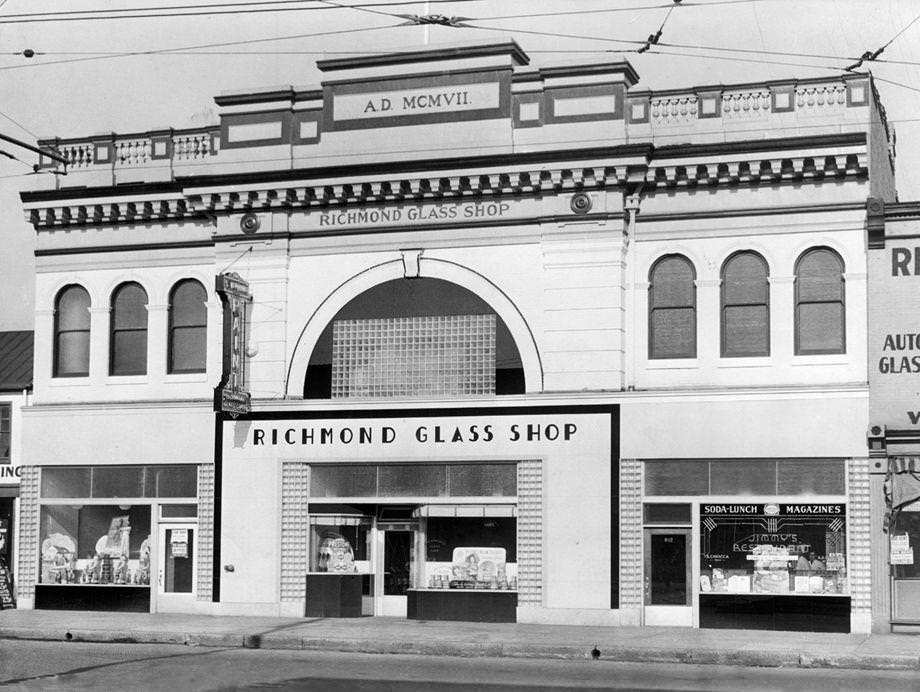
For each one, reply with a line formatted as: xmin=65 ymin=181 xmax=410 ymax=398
xmin=885 ymin=457 xmax=920 ymax=530
xmin=414 ymin=505 xmax=516 ymax=518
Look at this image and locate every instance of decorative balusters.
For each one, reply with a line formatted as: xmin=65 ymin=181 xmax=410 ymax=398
xmin=172 ymin=132 xmax=212 ymax=160
xmin=795 ymin=84 xmax=847 ymax=114
xmin=115 ymin=138 xmax=152 ymax=166
xmin=59 ymin=143 xmax=93 ymax=168
xmin=722 ymin=90 xmax=771 ymax=119
xmin=650 ymin=95 xmax=698 ymax=126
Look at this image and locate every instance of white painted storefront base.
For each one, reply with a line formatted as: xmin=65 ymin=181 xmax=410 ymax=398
xmin=643 ymin=605 xmax=693 ymax=627
xmin=517 ymin=606 xmax=641 ymax=627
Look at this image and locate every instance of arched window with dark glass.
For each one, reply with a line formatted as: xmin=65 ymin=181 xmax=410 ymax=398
xmin=54 ymin=285 xmax=91 ymax=377
xmin=795 ymin=247 xmax=845 ymax=355
xmin=721 ymin=251 xmax=770 ymax=357
xmin=110 ymin=282 xmax=148 ymax=376
xmin=168 ymin=279 xmax=207 ymax=374
xmin=648 ymin=255 xmax=696 ymax=359
xmin=304 ymin=278 xmax=525 ymax=399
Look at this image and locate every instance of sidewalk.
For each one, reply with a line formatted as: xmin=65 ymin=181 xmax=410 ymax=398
xmin=1 ymin=609 xmax=919 ymax=671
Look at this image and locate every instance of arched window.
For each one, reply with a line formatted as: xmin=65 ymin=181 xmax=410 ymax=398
xmin=648 ymin=255 xmax=696 ymax=359
xmin=795 ymin=248 xmax=845 ymax=355
xmin=721 ymin=251 xmax=770 ymax=357
xmin=168 ymin=279 xmax=207 ymax=374
xmin=304 ymin=278 xmax=524 ymax=398
xmin=53 ymin=285 xmax=90 ymax=377
xmin=110 ymin=282 xmax=148 ymax=376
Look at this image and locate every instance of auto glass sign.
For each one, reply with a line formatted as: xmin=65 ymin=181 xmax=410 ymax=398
xmin=214 ymin=272 xmax=252 ymax=416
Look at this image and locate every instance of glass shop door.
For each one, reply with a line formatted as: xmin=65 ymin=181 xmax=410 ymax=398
xmin=644 ymin=527 xmax=693 ymax=627
xmin=156 ymin=523 xmax=197 ymax=612
xmin=375 ymin=523 xmax=416 ymax=617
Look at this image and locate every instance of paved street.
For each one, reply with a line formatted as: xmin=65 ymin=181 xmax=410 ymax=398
xmin=2 ymin=640 xmax=920 ymax=692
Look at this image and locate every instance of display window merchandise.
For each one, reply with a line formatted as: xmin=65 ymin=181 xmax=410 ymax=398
xmin=34 ymin=465 xmax=198 ymax=612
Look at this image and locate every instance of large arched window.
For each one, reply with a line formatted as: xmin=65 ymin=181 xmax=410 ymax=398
xmin=304 ymin=278 xmax=524 ymax=398
xmin=648 ymin=255 xmax=696 ymax=359
xmin=53 ymin=285 xmax=91 ymax=377
xmin=109 ymin=282 xmax=148 ymax=376
xmin=168 ymin=279 xmax=207 ymax=374
xmin=721 ymin=251 xmax=770 ymax=357
xmin=795 ymin=247 xmax=845 ymax=355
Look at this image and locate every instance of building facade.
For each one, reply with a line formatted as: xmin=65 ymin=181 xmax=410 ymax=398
xmin=0 ymin=330 xmax=33 ymax=608
xmin=867 ymin=199 xmax=920 ymax=632
xmin=17 ymin=42 xmax=894 ymax=632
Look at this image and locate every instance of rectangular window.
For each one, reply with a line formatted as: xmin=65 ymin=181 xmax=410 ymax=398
xmin=0 ymin=404 xmax=10 ymax=462
xmin=310 ymin=463 xmax=517 ymax=499
xmin=41 ymin=465 xmax=198 ymax=499
xmin=309 ymin=514 xmax=371 ymax=573
xmin=645 ymin=459 xmax=845 ymax=496
xmin=424 ymin=517 xmax=517 ymax=589
xmin=700 ymin=503 xmax=847 ymax=596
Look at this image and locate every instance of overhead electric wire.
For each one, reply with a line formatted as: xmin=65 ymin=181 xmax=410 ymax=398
xmin=0 ymin=23 xmax=405 ymax=71
xmin=315 ymin=0 xmax=405 ymax=20
xmin=0 ymin=0 xmax=482 ymax=24
xmin=0 ymin=109 xmax=38 ymax=139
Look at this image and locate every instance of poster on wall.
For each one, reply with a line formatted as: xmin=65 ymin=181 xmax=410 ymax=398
xmin=891 ymin=533 xmax=914 ymax=565
xmin=450 ymin=547 xmax=506 ymax=586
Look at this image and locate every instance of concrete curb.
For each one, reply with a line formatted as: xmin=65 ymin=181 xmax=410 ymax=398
xmin=3 ymin=626 xmax=920 ymax=671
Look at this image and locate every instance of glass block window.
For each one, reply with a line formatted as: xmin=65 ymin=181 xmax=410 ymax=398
xmin=331 ymin=314 xmax=496 ymax=398
xmin=0 ymin=403 xmax=9 ymax=461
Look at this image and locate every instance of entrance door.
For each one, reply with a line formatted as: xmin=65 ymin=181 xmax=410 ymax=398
xmin=376 ymin=526 xmax=414 ymax=617
xmin=644 ymin=528 xmax=692 ymax=626
xmin=156 ymin=523 xmax=197 ymax=612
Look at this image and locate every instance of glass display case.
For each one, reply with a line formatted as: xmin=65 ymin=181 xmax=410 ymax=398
xmin=422 ymin=517 xmax=517 ymax=590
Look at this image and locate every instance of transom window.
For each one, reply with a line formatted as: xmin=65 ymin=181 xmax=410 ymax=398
xmin=721 ymin=251 xmax=770 ymax=357
xmin=110 ymin=282 xmax=148 ymax=376
xmin=648 ymin=255 xmax=696 ymax=359
xmin=795 ymin=248 xmax=845 ymax=355
xmin=53 ymin=285 xmax=91 ymax=377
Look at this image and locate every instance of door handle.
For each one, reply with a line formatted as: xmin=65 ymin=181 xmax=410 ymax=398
xmin=158 ymin=569 xmax=163 ymax=587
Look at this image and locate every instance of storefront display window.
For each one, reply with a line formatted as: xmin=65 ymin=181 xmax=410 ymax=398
xmin=39 ymin=505 xmax=151 ymax=585
xmin=309 ymin=515 xmax=371 ymax=573
xmin=700 ymin=503 xmax=847 ymax=596
xmin=891 ymin=509 xmax=920 ymax=579
xmin=424 ymin=517 xmax=517 ymax=590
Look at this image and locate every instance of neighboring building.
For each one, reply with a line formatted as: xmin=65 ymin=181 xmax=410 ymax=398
xmin=0 ymin=330 xmax=34 ymax=606
xmin=17 ymin=41 xmax=895 ymax=632
xmin=867 ymin=198 xmax=920 ymax=632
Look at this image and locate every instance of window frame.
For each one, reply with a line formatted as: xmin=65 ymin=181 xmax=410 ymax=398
xmin=648 ymin=254 xmax=697 ymax=360
xmin=167 ymin=279 xmax=208 ymax=374
xmin=720 ymin=250 xmax=771 ymax=358
xmin=53 ymin=284 xmax=91 ymax=378
xmin=794 ymin=247 xmax=846 ymax=356
xmin=0 ymin=402 xmax=10 ymax=463
xmin=109 ymin=281 xmax=149 ymax=376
